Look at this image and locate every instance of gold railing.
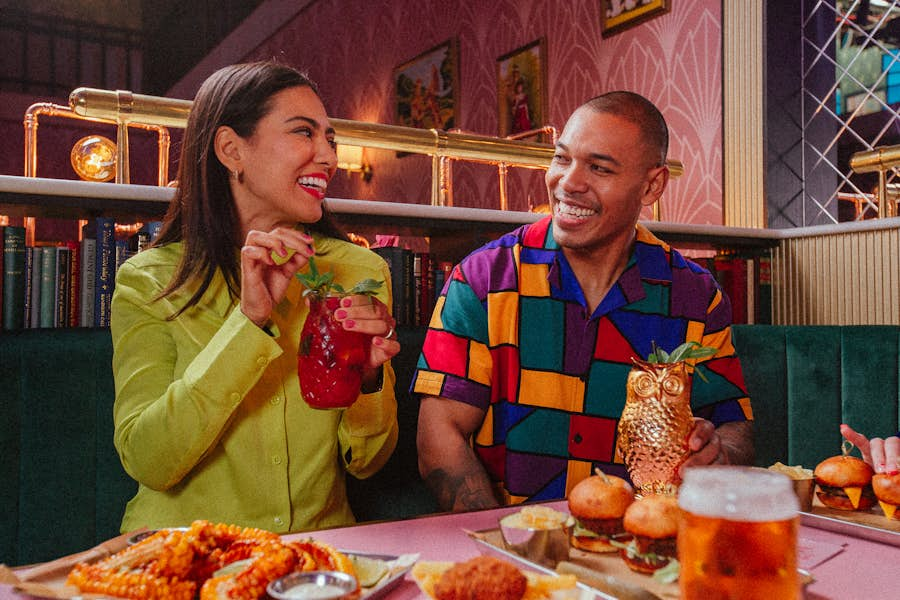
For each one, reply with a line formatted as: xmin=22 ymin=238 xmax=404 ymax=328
xmin=66 ymin=87 xmax=683 ymax=209
xmin=849 ymin=144 xmax=900 ymax=218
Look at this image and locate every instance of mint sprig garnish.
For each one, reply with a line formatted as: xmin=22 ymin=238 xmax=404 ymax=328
xmin=296 ymin=256 xmax=383 ymax=299
xmin=647 ymin=341 xmax=717 ymax=383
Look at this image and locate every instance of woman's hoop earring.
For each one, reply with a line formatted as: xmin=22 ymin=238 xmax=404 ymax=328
xmin=232 ymin=169 xmax=243 ymax=184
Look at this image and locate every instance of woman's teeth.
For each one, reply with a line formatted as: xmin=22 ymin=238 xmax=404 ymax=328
xmin=297 ymin=176 xmax=327 ymax=192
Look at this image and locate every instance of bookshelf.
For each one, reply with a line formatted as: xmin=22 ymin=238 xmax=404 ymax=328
xmin=0 ymin=175 xmax=781 ymax=251
xmin=2 ymin=175 xmax=784 ymax=328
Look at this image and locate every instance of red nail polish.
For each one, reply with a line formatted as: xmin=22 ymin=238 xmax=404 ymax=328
xmin=341 ymin=298 xmax=352 ymax=307
xmin=344 ymin=319 xmax=355 ymax=328
xmin=335 ymin=309 xmax=347 ymax=319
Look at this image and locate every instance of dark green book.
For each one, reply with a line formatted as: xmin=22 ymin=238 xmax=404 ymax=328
xmin=2 ymin=225 xmax=26 ymax=330
xmin=39 ymin=245 xmax=57 ymax=329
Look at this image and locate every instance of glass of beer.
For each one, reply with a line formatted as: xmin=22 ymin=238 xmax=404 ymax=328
xmin=678 ymin=466 xmax=800 ymax=600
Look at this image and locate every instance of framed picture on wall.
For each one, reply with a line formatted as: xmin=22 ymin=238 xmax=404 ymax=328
xmin=601 ymin=0 xmax=670 ymax=37
xmin=394 ymin=39 xmax=459 ymax=136
xmin=497 ymin=38 xmax=547 ymax=141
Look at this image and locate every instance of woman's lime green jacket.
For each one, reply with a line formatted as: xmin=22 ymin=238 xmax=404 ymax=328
xmin=110 ymin=234 xmax=398 ymax=534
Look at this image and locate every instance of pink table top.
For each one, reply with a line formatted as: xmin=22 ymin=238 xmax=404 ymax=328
xmin=4 ymin=502 xmax=899 ymax=599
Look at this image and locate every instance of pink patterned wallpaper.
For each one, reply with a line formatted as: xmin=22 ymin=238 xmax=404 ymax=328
xmin=244 ymin=0 xmax=723 ymax=224
xmin=0 ymin=0 xmax=724 ymax=225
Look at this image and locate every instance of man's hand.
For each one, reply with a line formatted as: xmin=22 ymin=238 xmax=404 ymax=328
xmin=679 ymin=419 xmax=754 ymax=476
xmin=417 ymin=396 xmax=499 ymax=512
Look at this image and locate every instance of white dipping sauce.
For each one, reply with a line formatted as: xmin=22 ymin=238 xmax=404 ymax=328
xmin=281 ymin=582 xmax=349 ymax=599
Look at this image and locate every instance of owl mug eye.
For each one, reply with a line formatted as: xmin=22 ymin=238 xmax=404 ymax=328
xmin=662 ymin=375 xmax=684 ymax=396
xmin=633 ymin=372 xmax=657 ymax=396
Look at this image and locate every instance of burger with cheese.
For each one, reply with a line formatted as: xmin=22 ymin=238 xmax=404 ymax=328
xmin=615 ymin=494 xmax=680 ymax=574
xmin=813 ymin=455 xmax=876 ymax=511
xmin=567 ymin=472 xmax=635 ymax=553
xmin=872 ymin=471 xmax=900 ymax=520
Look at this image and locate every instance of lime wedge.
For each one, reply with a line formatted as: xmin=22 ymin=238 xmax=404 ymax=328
xmin=271 ymin=247 xmax=297 ymax=265
xmin=350 ymin=554 xmax=389 ymax=587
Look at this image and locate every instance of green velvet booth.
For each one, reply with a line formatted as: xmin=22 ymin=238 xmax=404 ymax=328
xmin=731 ymin=325 xmax=900 ymax=468
xmin=0 ymin=328 xmax=135 ymax=567
xmin=4 ymin=324 xmax=900 ymax=566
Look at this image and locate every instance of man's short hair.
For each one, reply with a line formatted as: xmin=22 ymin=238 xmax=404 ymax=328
xmin=582 ymin=91 xmax=668 ymax=166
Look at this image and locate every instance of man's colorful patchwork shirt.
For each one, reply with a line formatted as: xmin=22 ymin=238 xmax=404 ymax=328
xmin=411 ymin=216 xmax=752 ymax=504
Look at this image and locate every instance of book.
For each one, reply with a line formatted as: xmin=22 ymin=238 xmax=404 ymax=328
xmin=54 ymin=246 xmax=71 ymax=328
xmin=94 ymin=217 xmax=115 ymax=327
xmin=146 ymin=221 xmax=163 ymax=242
xmin=28 ymin=246 xmax=43 ymax=329
xmin=415 ymin=252 xmax=433 ymax=326
xmin=3 ymin=225 xmax=27 ymax=330
xmin=65 ymin=240 xmax=80 ymax=327
xmin=372 ymin=246 xmax=412 ymax=326
xmin=24 ymin=246 xmax=33 ymax=328
xmin=39 ymin=245 xmax=57 ymax=328
xmin=80 ymin=221 xmax=97 ymax=327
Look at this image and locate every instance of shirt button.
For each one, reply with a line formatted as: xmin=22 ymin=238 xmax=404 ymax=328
xmin=257 ymin=356 xmax=268 ymax=367
xmin=270 ymin=397 xmax=281 ymax=405
xmin=274 ymin=517 xmax=283 ymax=526
xmin=272 ymin=455 xmax=282 ymax=465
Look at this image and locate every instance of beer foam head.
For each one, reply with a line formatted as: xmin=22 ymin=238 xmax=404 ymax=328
xmin=678 ymin=466 xmax=799 ymax=521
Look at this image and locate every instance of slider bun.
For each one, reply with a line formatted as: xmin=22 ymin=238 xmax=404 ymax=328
xmin=567 ymin=474 xmax=634 ymax=520
xmin=872 ymin=472 xmax=900 ymax=506
xmin=814 ymin=455 xmax=873 ymax=487
xmin=622 ymin=495 xmax=680 ymax=539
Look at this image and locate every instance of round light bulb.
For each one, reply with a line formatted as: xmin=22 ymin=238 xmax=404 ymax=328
xmin=70 ymin=135 xmax=117 ymax=182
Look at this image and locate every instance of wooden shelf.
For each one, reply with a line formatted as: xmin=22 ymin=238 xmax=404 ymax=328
xmin=1 ymin=175 xmax=781 ymax=252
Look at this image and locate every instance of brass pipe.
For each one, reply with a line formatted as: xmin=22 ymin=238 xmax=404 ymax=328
xmin=67 ymin=86 xmax=684 ymax=208
xmin=69 ymin=87 xmax=192 ymax=128
xmin=24 ymin=101 xmax=170 ymax=183
xmin=849 ymin=144 xmax=900 ymax=173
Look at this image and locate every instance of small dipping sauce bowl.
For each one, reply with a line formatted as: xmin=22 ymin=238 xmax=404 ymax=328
xmin=267 ymin=571 xmax=358 ymax=600
xmin=498 ymin=505 xmax=574 ymax=567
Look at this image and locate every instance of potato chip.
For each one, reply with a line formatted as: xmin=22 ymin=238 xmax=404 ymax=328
xmin=768 ymin=462 xmax=813 ymax=480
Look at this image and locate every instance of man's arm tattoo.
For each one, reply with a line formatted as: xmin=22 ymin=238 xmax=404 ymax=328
xmin=424 ymin=468 xmax=498 ymax=511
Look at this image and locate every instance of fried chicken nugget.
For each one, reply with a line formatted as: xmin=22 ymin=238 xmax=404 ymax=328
xmin=433 ymin=556 xmax=527 ymax=600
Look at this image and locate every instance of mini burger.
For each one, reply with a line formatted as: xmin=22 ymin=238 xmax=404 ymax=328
xmin=813 ymin=455 xmax=876 ymax=511
xmin=567 ymin=472 xmax=635 ymax=553
xmin=872 ymin=472 xmax=900 ymax=520
xmin=616 ymin=494 xmax=680 ymax=575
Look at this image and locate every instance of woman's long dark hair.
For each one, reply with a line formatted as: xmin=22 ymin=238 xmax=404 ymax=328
xmin=154 ymin=61 xmax=347 ymax=318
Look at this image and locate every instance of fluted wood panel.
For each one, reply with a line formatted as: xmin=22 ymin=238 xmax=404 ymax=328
xmin=722 ymin=0 xmax=765 ymax=228
xmin=773 ymin=228 xmax=900 ymax=325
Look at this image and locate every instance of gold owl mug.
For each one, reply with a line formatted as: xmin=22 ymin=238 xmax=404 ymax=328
xmin=616 ymin=358 xmax=694 ymax=495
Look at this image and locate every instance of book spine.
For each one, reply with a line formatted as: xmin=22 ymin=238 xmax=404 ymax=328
xmin=39 ymin=245 xmax=57 ymax=328
xmin=372 ymin=246 xmax=407 ymax=325
xmin=24 ymin=246 xmax=33 ymax=328
xmin=413 ymin=253 xmax=422 ymax=326
xmin=401 ymin=249 xmax=414 ymax=326
xmin=80 ymin=234 xmax=96 ymax=327
xmin=29 ymin=246 xmax=43 ymax=329
xmin=54 ymin=246 xmax=71 ymax=328
xmin=94 ymin=218 xmax=115 ymax=327
xmin=66 ymin=240 xmax=80 ymax=327
xmin=2 ymin=225 xmax=27 ymax=330
xmin=147 ymin=221 xmax=163 ymax=242
xmin=417 ymin=252 xmax=433 ymax=326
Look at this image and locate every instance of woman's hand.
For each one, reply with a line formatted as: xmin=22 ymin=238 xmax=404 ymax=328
xmin=332 ymin=295 xmax=400 ymax=373
xmin=841 ymin=423 xmax=900 ymax=474
xmin=240 ymin=228 xmax=314 ymax=327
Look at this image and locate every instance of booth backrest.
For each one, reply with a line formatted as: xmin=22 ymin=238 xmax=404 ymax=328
xmin=3 ymin=324 xmax=900 ymax=565
xmin=0 ymin=328 xmax=135 ymax=566
xmin=732 ymin=325 xmax=900 ymax=468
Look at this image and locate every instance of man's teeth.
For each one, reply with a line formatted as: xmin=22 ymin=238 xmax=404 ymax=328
xmin=298 ymin=176 xmax=327 ymax=190
xmin=557 ymin=202 xmax=596 ymax=218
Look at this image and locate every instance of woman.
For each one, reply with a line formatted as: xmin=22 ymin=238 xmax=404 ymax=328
xmin=111 ymin=61 xmax=399 ymax=534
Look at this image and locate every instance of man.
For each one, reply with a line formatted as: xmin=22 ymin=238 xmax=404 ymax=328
xmin=412 ymin=91 xmax=754 ymax=511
